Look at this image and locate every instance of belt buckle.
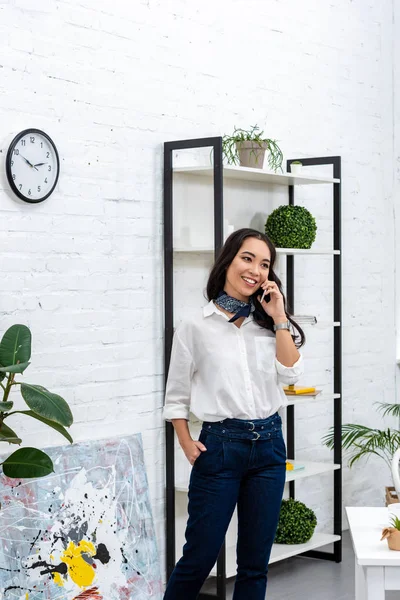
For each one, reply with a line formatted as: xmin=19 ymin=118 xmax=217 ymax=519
xmin=248 ymin=421 xmax=255 ymax=431
xmin=252 ymin=431 xmax=260 ymax=441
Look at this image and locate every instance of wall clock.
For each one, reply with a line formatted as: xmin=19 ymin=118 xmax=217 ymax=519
xmin=6 ymin=129 xmax=60 ymax=203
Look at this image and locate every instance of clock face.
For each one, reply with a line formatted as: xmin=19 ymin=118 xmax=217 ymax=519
xmin=6 ymin=129 xmax=60 ymax=203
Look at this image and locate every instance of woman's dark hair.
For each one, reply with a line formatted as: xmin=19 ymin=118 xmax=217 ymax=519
xmin=206 ymin=228 xmax=305 ymax=348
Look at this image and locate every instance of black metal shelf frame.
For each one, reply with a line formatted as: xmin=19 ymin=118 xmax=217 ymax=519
xmin=163 ymin=138 xmax=342 ymax=599
xmin=286 ymin=156 xmax=342 ymax=564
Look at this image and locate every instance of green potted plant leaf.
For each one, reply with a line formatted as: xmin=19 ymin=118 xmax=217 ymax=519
xmin=0 ymin=324 xmax=73 ymax=479
xmin=275 ymin=498 xmax=317 ymax=544
xmin=265 ymin=205 xmax=317 ymax=249
xmin=222 ymin=125 xmax=283 ymax=171
xmin=290 ymin=160 xmax=303 ymax=175
xmin=381 ymin=516 xmax=400 ymax=551
xmin=323 ymin=402 xmax=400 ymax=500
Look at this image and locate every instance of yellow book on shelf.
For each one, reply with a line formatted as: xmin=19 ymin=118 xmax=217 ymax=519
xmin=286 ymin=461 xmax=305 ymax=471
xmin=283 ymin=385 xmax=316 ymax=395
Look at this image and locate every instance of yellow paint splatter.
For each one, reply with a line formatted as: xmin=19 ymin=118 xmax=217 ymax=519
xmin=61 ymin=540 xmax=97 ymax=587
xmin=25 ymin=594 xmax=29 ymax=600
xmin=53 ymin=571 xmax=64 ymax=587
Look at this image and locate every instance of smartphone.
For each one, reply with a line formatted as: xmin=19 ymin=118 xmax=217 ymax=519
xmin=260 ymin=289 xmax=271 ymax=303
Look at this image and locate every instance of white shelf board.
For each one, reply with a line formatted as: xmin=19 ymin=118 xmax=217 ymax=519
xmin=175 ymin=461 xmax=340 ymax=492
xmin=276 ymin=248 xmax=340 ymax=255
xmin=285 ymin=460 xmax=340 ymax=482
xmin=174 ymin=247 xmax=214 ymax=253
xmin=270 ymin=532 xmax=341 ymax=564
xmin=173 ymin=246 xmax=340 ymax=255
xmin=307 ymin=321 xmax=340 ymax=327
xmin=285 ymin=393 xmax=341 ymax=406
xmin=210 ymin=532 xmax=341 ymax=577
xmin=174 ymin=165 xmax=340 ymax=186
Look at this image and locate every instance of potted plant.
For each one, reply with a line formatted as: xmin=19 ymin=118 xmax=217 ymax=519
xmin=0 ymin=324 xmax=73 ymax=479
xmin=265 ymin=205 xmax=317 ymax=249
xmin=290 ymin=160 xmax=303 ymax=175
xmin=222 ymin=125 xmax=283 ymax=171
xmin=381 ymin=515 xmax=400 ymax=551
xmin=323 ymin=402 xmax=400 ymax=501
xmin=275 ymin=498 xmax=317 ymax=544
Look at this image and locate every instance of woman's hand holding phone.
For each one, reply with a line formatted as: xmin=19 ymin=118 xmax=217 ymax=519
xmin=258 ymin=279 xmax=286 ymax=321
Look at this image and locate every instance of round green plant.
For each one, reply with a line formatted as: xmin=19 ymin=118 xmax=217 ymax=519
xmin=275 ymin=498 xmax=317 ymax=544
xmin=265 ymin=205 xmax=317 ymax=249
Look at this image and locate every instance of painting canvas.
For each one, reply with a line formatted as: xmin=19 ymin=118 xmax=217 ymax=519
xmin=0 ymin=434 xmax=163 ymax=600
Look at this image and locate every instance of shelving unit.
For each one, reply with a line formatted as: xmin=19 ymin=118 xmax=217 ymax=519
xmin=164 ymin=136 xmax=342 ymax=600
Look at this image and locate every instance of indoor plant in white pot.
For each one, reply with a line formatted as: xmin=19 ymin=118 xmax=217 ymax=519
xmin=290 ymin=160 xmax=303 ymax=175
xmin=222 ymin=125 xmax=283 ymax=171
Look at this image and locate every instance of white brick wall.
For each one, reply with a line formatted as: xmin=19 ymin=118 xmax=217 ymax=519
xmin=0 ymin=0 xmax=398 ymax=581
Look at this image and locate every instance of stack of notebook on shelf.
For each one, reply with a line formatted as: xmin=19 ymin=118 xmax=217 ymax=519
xmin=283 ymin=385 xmax=321 ymax=396
xmin=286 ymin=461 xmax=305 ymax=471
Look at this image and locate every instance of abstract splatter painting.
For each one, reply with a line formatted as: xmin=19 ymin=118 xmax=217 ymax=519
xmin=0 ymin=434 xmax=163 ymax=600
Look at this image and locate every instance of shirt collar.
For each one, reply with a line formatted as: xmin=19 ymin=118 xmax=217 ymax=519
xmin=203 ymin=300 xmax=252 ymax=325
xmin=203 ymin=300 xmax=222 ymax=318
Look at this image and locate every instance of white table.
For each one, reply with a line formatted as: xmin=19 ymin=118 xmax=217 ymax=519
xmin=346 ymin=506 xmax=400 ymax=599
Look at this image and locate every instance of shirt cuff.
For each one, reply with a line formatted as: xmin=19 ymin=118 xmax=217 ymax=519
xmin=275 ymin=353 xmax=304 ymax=384
xmin=163 ymin=404 xmax=190 ymax=422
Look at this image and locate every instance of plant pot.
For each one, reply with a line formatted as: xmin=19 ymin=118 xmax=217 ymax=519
xmin=290 ymin=163 xmax=303 ymax=175
xmin=381 ymin=527 xmax=400 ymax=550
xmin=386 ymin=486 xmax=399 ymax=506
xmin=391 ymin=448 xmax=400 ymax=499
xmin=236 ymin=141 xmax=269 ymax=169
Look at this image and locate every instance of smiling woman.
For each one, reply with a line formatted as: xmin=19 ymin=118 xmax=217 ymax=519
xmin=224 ymin=240 xmax=271 ymax=302
xmin=163 ymin=228 xmax=305 ymax=600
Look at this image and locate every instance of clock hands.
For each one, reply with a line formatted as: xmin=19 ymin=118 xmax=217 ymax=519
xmin=20 ymin=156 xmax=48 ymax=171
xmin=21 ymin=155 xmax=39 ymax=171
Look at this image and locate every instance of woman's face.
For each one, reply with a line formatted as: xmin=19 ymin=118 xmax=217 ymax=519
xmin=224 ymin=237 xmax=271 ymax=302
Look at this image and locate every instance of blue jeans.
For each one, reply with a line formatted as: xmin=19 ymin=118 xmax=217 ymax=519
xmin=164 ymin=413 xmax=286 ymax=600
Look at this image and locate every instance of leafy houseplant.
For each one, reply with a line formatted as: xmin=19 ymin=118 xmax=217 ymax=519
xmin=222 ymin=125 xmax=283 ymax=172
xmin=290 ymin=160 xmax=303 ymax=175
xmin=0 ymin=325 xmax=73 ymax=479
xmin=275 ymin=498 xmax=317 ymax=544
xmin=381 ymin=515 xmax=400 ymax=550
xmin=265 ymin=205 xmax=317 ymax=249
xmin=322 ymin=402 xmax=400 ymax=473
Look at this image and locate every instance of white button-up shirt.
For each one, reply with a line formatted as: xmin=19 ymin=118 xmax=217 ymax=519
xmin=163 ymin=300 xmax=304 ymax=422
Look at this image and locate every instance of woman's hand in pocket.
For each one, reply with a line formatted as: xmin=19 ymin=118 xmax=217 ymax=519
xmin=181 ymin=439 xmax=207 ymax=465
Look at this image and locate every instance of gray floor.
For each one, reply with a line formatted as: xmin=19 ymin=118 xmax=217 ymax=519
xmin=203 ymin=531 xmax=400 ymax=599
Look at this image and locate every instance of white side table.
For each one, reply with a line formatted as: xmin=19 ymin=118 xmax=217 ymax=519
xmin=346 ymin=506 xmax=400 ymax=599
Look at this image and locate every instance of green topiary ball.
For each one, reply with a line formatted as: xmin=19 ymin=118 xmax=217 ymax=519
xmin=265 ymin=205 xmax=317 ymax=249
xmin=275 ymin=498 xmax=317 ymax=544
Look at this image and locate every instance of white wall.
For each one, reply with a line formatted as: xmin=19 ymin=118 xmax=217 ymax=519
xmin=395 ymin=0 xmax=400 ymax=372
xmin=0 ymin=0 xmax=398 ymax=578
